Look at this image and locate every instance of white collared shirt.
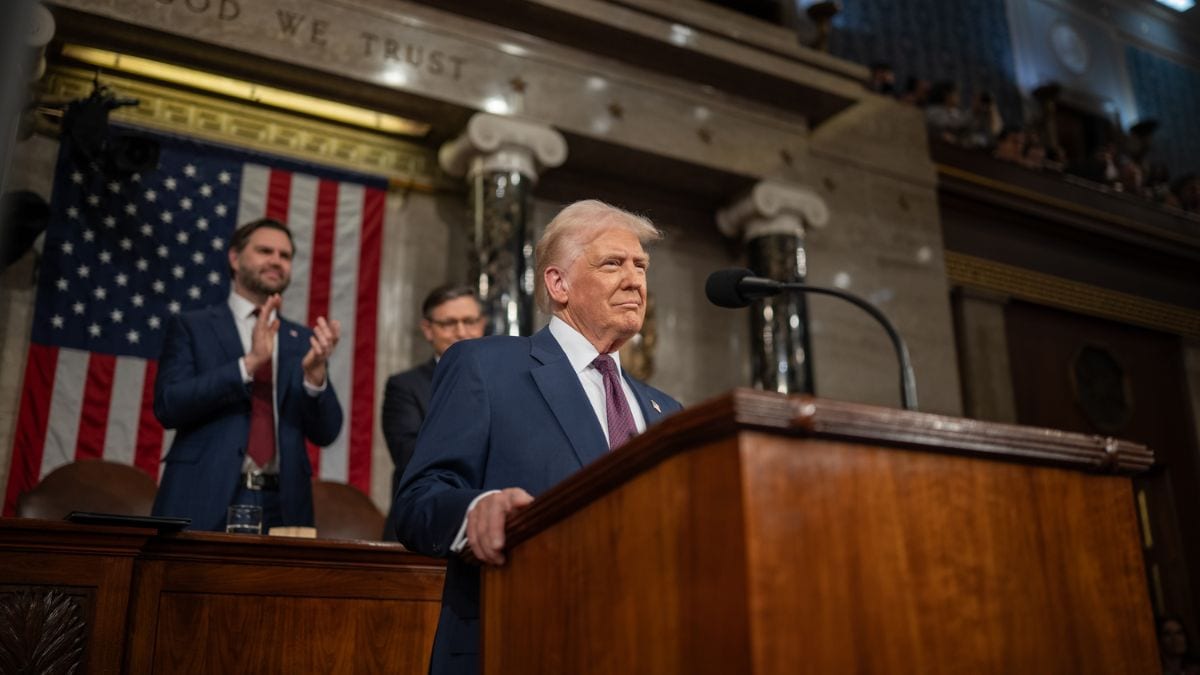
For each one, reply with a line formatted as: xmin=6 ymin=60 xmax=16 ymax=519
xmin=228 ymin=291 xmax=326 ymax=394
xmin=548 ymin=316 xmax=647 ymax=443
xmin=228 ymin=292 xmax=271 ymax=383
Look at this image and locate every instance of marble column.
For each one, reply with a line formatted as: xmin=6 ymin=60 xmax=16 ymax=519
xmin=439 ymin=113 xmax=566 ymax=336
xmin=717 ymin=181 xmax=829 ymax=394
xmin=952 ymin=288 xmax=1017 ymax=423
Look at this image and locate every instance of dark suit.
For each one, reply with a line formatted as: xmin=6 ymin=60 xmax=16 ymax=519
xmin=380 ymin=358 xmax=436 ymax=541
xmin=393 ymin=326 xmax=682 ymax=675
xmin=152 ymin=302 xmax=343 ymax=531
xmin=381 ymin=358 xmax=436 ymax=497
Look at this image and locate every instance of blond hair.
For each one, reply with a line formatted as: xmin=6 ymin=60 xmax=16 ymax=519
xmin=534 ymin=200 xmax=662 ymax=313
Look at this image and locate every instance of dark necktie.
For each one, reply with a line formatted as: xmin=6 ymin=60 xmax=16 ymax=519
xmin=592 ymin=354 xmax=637 ymax=450
xmin=246 ymin=312 xmax=275 ymax=467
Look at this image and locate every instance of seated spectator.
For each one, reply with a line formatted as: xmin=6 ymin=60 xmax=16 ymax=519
xmin=1075 ymin=141 xmax=1122 ymax=186
xmin=1145 ymin=162 xmax=1173 ymax=201
xmin=1123 ymin=119 xmax=1158 ymax=168
xmin=993 ymin=125 xmax=1026 ymax=164
xmin=867 ymin=61 xmax=896 ymax=96
xmin=925 ymin=81 xmax=968 ymax=144
xmin=964 ymin=91 xmax=1004 ymax=149
xmin=1022 ymin=133 xmax=1049 ymax=170
xmin=898 ymin=76 xmax=931 ymax=107
xmin=1160 ymin=617 xmax=1200 ymax=675
xmin=1119 ymin=156 xmax=1145 ymax=194
xmin=1175 ymin=174 xmax=1200 ymax=212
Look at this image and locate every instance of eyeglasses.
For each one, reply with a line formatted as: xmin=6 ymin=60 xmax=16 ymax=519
xmin=426 ymin=316 xmax=484 ymax=330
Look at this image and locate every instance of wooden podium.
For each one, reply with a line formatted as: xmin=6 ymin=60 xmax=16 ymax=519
xmin=482 ymin=390 xmax=1159 ymax=674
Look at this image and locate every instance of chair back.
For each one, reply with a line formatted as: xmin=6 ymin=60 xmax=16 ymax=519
xmin=311 ymin=480 xmax=385 ymax=541
xmin=16 ymin=459 xmax=158 ymax=519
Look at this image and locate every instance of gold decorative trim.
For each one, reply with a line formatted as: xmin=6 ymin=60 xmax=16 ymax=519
xmin=945 ymin=251 xmax=1200 ymax=339
xmin=42 ymin=65 xmax=439 ymax=189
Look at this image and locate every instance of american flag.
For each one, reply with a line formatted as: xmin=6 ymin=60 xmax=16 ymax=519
xmin=2 ymin=128 xmax=384 ymax=515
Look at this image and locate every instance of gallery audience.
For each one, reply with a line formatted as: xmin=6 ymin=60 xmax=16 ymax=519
xmin=865 ymin=60 xmax=1198 ymax=214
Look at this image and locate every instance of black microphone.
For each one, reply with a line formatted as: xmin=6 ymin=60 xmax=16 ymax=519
xmin=705 ymin=268 xmax=919 ymax=411
xmin=704 ymin=268 xmax=780 ymax=307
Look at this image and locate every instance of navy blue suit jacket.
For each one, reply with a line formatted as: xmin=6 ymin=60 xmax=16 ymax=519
xmin=151 ymin=303 xmax=343 ymax=531
xmin=380 ymin=357 xmax=436 ymax=542
xmin=393 ymin=326 xmax=683 ymax=675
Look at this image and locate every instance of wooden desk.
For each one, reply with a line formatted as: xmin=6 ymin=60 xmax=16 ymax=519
xmin=0 ymin=519 xmax=445 ymax=674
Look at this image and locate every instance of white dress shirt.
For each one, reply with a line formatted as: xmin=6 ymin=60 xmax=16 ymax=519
xmin=547 ymin=316 xmax=646 ymax=441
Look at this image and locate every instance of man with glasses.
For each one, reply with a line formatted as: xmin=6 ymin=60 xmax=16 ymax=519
xmin=381 ymin=284 xmax=485 ymax=504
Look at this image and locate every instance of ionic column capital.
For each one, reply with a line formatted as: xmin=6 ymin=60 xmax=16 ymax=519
xmin=438 ymin=113 xmax=567 ymax=182
xmin=716 ymin=180 xmax=829 ymax=241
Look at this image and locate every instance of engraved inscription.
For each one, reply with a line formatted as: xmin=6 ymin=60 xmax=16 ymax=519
xmin=154 ymin=0 xmax=241 ymax=21
xmin=276 ymin=10 xmax=330 ymax=47
xmin=360 ymin=32 xmax=467 ymax=80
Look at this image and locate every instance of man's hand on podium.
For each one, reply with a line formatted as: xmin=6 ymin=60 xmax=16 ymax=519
xmin=462 ymin=487 xmax=534 ymax=566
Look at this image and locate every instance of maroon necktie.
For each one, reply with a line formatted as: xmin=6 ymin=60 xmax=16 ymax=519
xmin=592 ymin=354 xmax=637 ymax=450
xmin=246 ymin=321 xmax=275 ymax=467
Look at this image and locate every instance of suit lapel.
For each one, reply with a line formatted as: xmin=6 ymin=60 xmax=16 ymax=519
xmin=275 ymin=318 xmax=305 ymax=408
xmin=210 ymin=304 xmax=244 ymax=365
xmin=624 ymin=373 xmax=665 ymax=427
xmin=529 ymin=328 xmax=609 ymax=468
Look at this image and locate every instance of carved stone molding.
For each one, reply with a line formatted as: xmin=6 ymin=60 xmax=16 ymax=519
xmin=0 ymin=588 xmax=88 ymax=675
xmin=438 ymin=113 xmax=567 ymax=182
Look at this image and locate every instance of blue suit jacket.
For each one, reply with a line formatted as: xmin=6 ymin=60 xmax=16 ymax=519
xmin=393 ymin=326 xmax=683 ymax=675
xmin=151 ymin=303 xmax=343 ymax=531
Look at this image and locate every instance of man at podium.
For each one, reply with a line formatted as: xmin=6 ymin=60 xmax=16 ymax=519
xmin=393 ymin=199 xmax=683 ymax=675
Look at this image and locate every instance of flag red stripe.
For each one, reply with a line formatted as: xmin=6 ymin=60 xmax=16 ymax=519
xmin=266 ymin=169 xmax=292 ymax=222
xmin=75 ymin=353 xmax=116 ymax=460
xmin=307 ymin=180 xmax=337 ymax=323
xmin=3 ymin=344 xmax=59 ymax=516
xmin=303 ymin=180 xmax=339 ymax=478
xmin=348 ymin=187 xmax=384 ymax=492
xmin=134 ymin=359 xmax=164 ymax=480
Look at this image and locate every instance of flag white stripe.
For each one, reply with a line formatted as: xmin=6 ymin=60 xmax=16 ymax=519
xmin=320 ymin=183 xmax=365 ymax=482
xmin=101 ymin=356 xmax=145 ymax=465
xmin=236 ymin=164 xmax=269 ymax=225
xmin=283 ymin=173 xmax=317 ymax=321
xmin=40 ymin=347 xmax=89 ymax=478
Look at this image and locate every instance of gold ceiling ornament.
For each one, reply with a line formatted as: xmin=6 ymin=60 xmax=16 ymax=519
xmin=945 ymin=251 xmax=1200 ymax=338
xmin=60 ymin=45 xmax=430 ymax=138
xmin=40 ymin=64 xmax=440 ymax=190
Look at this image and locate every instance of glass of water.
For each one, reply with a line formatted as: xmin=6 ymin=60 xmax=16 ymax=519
xmin=226 ymin=504 xmax=263 ymax=534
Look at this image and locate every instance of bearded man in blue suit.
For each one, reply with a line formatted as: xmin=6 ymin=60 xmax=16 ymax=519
xmin=394 ymin=200 xmax=684 ymax=675
xmin=152 ymin=218 xmax=343 ymax=532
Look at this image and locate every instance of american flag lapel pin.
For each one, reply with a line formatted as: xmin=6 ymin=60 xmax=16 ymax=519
xmin=289 ymin=329 xmax=299 ymax=338
xmin=651 ymin=400 xmax=662 ymax=414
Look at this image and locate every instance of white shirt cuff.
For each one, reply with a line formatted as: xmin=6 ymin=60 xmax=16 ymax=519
xmin=303 ymin=377 xmax=327 ymax=396
xmin=238 ymin=357 xmax=252 ymax=384
xmin=450 ymin=490 xmax=501 ymax=553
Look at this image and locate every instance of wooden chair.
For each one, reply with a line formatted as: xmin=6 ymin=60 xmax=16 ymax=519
xmin=311 ymin=480 xmax=385 ymax=541
xmin=16 ymin=459 xmax=158 ymax=519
